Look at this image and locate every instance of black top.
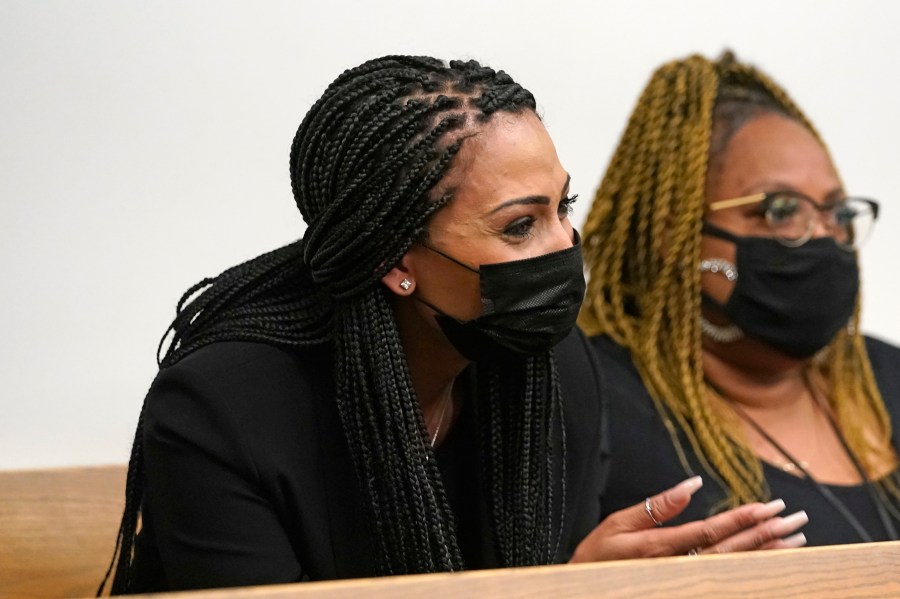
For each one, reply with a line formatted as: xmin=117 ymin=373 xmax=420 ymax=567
xmin=132 ymin=328 xmax=609 ymax=592
xmin=592 ymin=334 xmax=900 ymax=546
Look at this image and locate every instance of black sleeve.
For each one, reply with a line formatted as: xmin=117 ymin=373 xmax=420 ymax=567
xmin=588 ymin=334 xmax=716 ymax=522
xmin=553 ymin=327 xmax=610 ymax=558
xmin=141 ymin=344 xmax=304 ymax=590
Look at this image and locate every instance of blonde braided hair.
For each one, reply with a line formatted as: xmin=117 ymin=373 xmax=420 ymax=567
xmin=579 ymin=52 xmax=898 ymax=508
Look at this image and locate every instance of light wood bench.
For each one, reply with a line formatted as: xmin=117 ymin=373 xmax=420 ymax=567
xmin=4 ymin=465 xmax=900 ymax=598
xmin=0 ymin=465 xmax=125 ymax=599
xmin=122 ymin=540 xmax=900 ymax=599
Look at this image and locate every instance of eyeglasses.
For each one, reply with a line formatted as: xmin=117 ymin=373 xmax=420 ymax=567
xmin=708 ymin=192 xmax=880 ymax=251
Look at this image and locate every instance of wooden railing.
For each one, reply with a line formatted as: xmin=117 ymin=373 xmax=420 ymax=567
xmin=3 ymin=465 xmax=900 ymax=599
xmin=0 ymin=465 xmax=125 ymax=599
xmin=125 ymin=541 xmax=900 ymax=599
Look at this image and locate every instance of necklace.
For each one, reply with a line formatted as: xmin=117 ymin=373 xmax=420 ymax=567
xmin=744 ymin=399 xmax=815 ymax=474
xmin=726 ymin=392 xmax=898 ymax=543
xmin=429 ymin=392 xmax=452 ymax=448
xmin=778 ymin=458 xmax=810 ymax=474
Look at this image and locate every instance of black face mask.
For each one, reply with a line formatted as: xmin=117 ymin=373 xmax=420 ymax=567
xmin=702 ymin=222 xmax=859 ymax=359
xmin=416 ymin=231 xmax=586 ymax=362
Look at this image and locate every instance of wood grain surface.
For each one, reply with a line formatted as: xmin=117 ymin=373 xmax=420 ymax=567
xmin=4 ymin=465 xmax=899 ymax=599
xmin=121 ymin=540 xmax=900 ymax=599
xmin=0 ymin=465 xmax=125 ymax=599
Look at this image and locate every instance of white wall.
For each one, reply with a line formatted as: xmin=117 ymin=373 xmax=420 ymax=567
xmin=2 ymin=0 xmax=898 ymax=469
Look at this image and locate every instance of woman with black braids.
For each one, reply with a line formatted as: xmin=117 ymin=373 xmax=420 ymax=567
xmin=102 ymin=55 xmax=800 ymax=594
xmin=581 ymin=51 xmax=900 ymax=547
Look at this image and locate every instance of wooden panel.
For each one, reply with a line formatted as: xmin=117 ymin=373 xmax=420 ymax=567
xmin=120 ymin=540 xmax=900 ymax=599
xmin=5 ymin=464 xmax=899 ymax=598
xmin=0 ymin=465 xmax=125 ymax=599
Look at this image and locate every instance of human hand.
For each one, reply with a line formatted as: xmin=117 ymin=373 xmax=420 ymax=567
xmin=570 ymin=476 xmax=808 ymax=562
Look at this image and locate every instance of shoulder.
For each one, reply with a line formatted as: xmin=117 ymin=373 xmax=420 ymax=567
xmin=162 ymin=341 xmax=325 ymax=380
xmin=864 ymin=334 xmax=900 ymax=370
xmin=153 ymin=341 xmax=331 ymax=402
xmin=864 ymin=334 xmax=900 ymax=393
xmin=144 ymin=342 xmax=335 ymax=470
xmin=864 ymin=334 xmax=900 ymax=413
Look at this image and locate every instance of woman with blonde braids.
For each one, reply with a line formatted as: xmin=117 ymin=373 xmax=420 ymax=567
xmin=581 ymin=51 xmax=900 ymax=547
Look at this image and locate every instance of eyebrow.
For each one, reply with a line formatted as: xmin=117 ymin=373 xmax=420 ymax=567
xmin=488 ymin=174 xmax=571 ymax=215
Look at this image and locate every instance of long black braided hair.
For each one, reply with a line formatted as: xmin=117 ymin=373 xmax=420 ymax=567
xmin=101 ymin=55 xmax=568 ymax=594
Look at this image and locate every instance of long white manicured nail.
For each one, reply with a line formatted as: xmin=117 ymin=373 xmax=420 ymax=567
xmin=667 ymin=476 xmax=704 ymax=502
xmin=771 ymin=510 xmax=808 ymax=536
xmin=780 ymin=532 xmax=807 ymax=548
xmin=753 ymin=499 xmax=786 ymax=519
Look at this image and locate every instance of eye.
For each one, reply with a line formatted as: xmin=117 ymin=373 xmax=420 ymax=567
xmin=833 ymin=202 xmax=858 ymax=227
xmin=765 ymin=193 xmax=802 ymax=225
xmin=558 ymin=194 xmax=579 ymax=218
xmin=503 ymin=216 xmax=535 ymax=239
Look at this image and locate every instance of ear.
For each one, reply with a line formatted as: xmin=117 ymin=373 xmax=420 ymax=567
xmin=381 ymin=252 xmax=416 ymax=297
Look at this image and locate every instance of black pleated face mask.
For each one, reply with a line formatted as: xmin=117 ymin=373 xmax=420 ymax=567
xmin=702 ymin=223 xmax=859 ymax=359
xmin=416 ymin=231 xmax=586 ymax=362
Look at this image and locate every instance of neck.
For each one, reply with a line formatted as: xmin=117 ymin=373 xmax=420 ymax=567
xmin=393 ymin=295 xmax=468 ymax=445
xmin=703 ymin=342 xmax=887 ymax=486
xmin=702 ymin=346 xmax=811 ymax=414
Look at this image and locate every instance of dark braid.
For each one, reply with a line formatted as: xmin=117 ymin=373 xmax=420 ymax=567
xmin=477 ymin=354 xmax=567 ymax=567
xmin=102 ymin=55 xmax=567 ymax=594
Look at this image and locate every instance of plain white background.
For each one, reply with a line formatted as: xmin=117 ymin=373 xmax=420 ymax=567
xmin=2 ymin=1 xmax=899 ymax=469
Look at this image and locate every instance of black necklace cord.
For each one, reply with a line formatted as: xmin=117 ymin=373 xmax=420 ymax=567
xmin=707 ymin=378 xmax=898 ymax=543
xmin=731 ymin=401 xmax=872 ymax=543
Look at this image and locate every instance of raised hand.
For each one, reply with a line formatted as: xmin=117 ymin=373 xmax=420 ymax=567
xmin=570 ymin=477 xmax=808 ymax=562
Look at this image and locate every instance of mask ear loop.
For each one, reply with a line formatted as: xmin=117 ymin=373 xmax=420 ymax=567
xmin=418 ymin=242 xmax=480 ymax=274
xmin=419 ymin=228 xmax=581 ymax=272
xmin=701 ymin=221 xmax=741 ymax=243
xmin=409 ymin=243 xmax=479 ymax=323
xmin=412 ymin=293 xmax=461 ymax=322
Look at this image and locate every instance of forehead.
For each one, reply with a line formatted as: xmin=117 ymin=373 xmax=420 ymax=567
xmin=710 ymin=113 xmax=840 ymax=200
xmin=444 ymin=111 xmax=564 ymax=200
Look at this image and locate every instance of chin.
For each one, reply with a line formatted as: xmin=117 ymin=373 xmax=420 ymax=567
xmin=705 ymin=336 xmax=811 ymax=375
xmin=746 ymin=337 xmax=819 ymax=373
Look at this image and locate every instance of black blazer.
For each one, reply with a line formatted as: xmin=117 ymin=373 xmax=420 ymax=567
xmin=132 ymin=328 xmax=609 ymax=592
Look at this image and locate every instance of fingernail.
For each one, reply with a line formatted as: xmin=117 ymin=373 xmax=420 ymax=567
xmin=771 ymin=510 xmax=809 ymax=536
xmin=668 ymin=476 xmax=704 ymax=502
xmin=752 ymin=499 xmax=786 ymax=520
xmin=780 ymin=532 xmax=807 ymax=548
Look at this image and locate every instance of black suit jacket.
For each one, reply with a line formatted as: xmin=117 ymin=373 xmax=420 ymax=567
xmin=132 ymin=328 xmax=609 ymax=591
